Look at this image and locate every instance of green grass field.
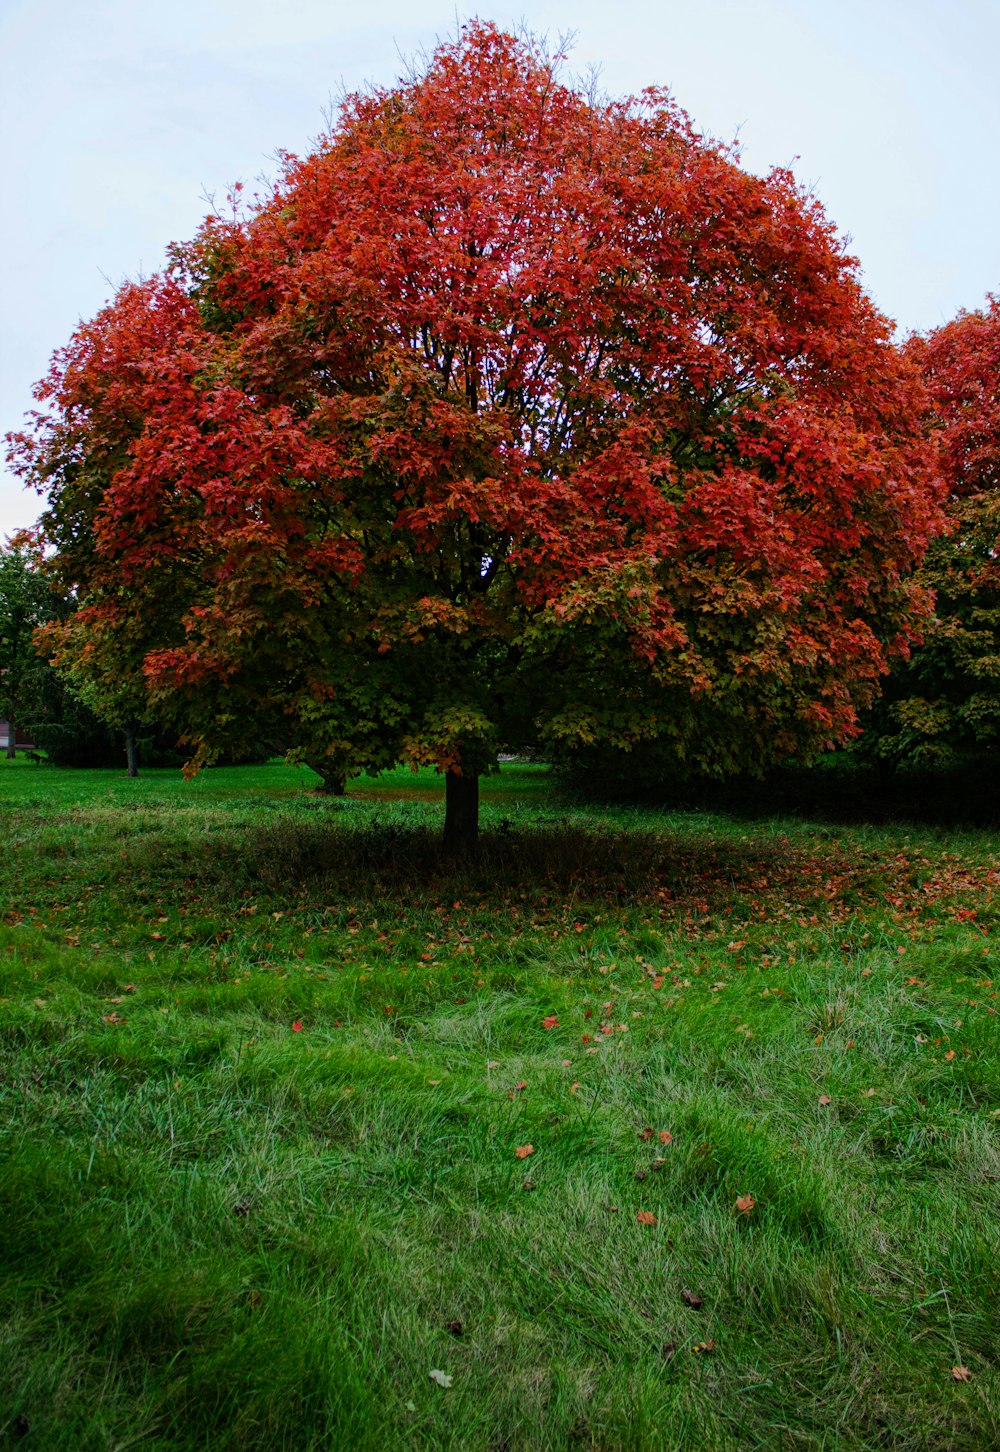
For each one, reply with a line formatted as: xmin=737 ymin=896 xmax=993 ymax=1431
xmin=1 ymin=758 xmax=997 ymax=1450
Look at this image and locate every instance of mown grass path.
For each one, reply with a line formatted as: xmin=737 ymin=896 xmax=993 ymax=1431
xmin=1 ymin=761 xmax=998 ymax=1449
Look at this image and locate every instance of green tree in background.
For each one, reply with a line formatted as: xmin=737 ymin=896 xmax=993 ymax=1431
xmin=0 ymin=540 xmax=52 ymax=757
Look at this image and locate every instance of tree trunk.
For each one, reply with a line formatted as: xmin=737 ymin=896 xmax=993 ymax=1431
xmin=5 ymin=714 xmax=16 ymax=760
xmin=307 ymin=760 xmax=346 ymax=795
xmin=443 ymin=769 xmax=480 ymax=860
xmin=125 ymin=723 xmax=138 ymax=779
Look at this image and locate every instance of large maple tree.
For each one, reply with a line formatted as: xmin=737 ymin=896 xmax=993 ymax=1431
xmin=11 ymin=25 xmax=943 ymax=854
xmin=862 ymin=297 xmax=1000 ymax=767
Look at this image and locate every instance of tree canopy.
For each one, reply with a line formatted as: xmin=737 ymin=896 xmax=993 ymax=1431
xmin=863 ymin=297 xmax=1000 ymax=767
xmin=9 ymin=24 xmax=944 ymax=852
xmin=0 ymin=540 xmax=55 ymax=757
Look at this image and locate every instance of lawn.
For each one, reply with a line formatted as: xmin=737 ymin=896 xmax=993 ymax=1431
xmin=1 ymin=758 xmax=997 ymax=1450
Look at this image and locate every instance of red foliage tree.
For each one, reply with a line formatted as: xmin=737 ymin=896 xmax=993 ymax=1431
xmin=10 ymin=25 xmax=943 ymax=855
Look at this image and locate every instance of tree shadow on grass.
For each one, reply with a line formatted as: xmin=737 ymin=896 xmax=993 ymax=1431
xmin=183 ymin=816 xmax=886 ymax=924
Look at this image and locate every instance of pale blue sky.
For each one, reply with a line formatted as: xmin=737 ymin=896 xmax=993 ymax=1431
xmin=2 ymin=0 xmax=998 ymax=538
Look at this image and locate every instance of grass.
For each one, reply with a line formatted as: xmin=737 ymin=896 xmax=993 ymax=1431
xmin=1 ymin=757 xmax=998 ymax=1450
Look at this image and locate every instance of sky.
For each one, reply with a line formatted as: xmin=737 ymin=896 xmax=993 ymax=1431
xmin=2 ymin=0 xmax=999 ymax=540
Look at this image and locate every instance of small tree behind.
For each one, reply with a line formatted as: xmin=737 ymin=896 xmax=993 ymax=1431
xmin=862 ymin=298 xmax=1000 ymax=768
xmin=0 ymin=540 xmax=55 ymax=758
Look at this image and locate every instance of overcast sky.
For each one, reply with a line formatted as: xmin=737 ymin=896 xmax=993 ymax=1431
xmin=2 ymin=0 xmax=999 ymax=540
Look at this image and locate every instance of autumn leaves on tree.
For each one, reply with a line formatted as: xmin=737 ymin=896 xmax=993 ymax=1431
xmin=864 ymin=299 xmax=1000 ymax=767
xmin=10 ymin=25 xmax=946 ymax=854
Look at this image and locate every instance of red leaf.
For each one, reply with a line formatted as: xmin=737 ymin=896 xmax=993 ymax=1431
xmin=291 ymin=1020 xmax=303 ymax=1032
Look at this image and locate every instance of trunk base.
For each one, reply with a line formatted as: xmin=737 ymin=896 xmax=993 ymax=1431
xmin=443 ymin=770 xmax=480 ymax=860
xmin=307 ymin=760 xmax=347 ymax=795
xmin=125 ymin=724 xmax=138 ymax=779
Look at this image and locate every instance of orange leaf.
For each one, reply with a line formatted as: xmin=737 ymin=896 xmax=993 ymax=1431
xmin=291 ymin=1020 xmax=303 ymax=1032
xmin=636 ymin=1210 xmax=656 ymax=1226
xmin=514 ymin=1144 xmax=534 ymax=1159
xmin=638 ymin=1127 xmax=654 ymax=1141
xmin=734 ymin=1193 xmax=756 ymax=1216
xmin=658 ymin=1130 xmax=673 ymax=1145
xmin=818 ymin=1095 xmax=832 ymax=1107
xmin=952 ymin=1365 xmax=972 ymax=1381
xmin=542 ymin=1015 xmax=559 ymax=1030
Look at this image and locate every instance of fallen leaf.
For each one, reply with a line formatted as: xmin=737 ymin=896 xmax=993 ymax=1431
xmin=638 ymin=1127 xmax=654 ymax=1141
xmin=514 ymin=1144 xmax=534 ymax=1159
xmin=681 ymin=1289 xmax=703 ymax=1310
xmin=429 ymin=1369 xmax=453 ymax=1388
xmin=692 ymin=1340 xmax=716 ymax=1354
xmin=945 ymin=1049 xmax=956 ymax=1061
xmin=444 ymin=1319 xmax=462 ymax=1337
xmin=818 ymin=1095 xmax=832 ymax=1107
xmin=291 ymin=1020 xmax=303 ymax=1032
xmin=658 ymin=1130 xmax=673 ymax=1145
xmin=637 ymin=1210 xmax=656 ymax=1226
xmin=561 ymin=1058 xmax=573 ymax=1066
xmin=735 ymin=1193 xmax=757 ymax=1216
xmin=542 ymin=1015 xmax=559 ymax=1030
xmin=952 ymin=1365 xmax=972 ymax=1382
xmin=660 ymin=1341 xmax=677 ymax=1360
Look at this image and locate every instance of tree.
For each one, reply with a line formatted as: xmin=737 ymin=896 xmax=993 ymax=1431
xmin=9 ymin=25 xmax=943 ymax=856
xmin=0 ymin=539 xmax=54 ymax=757
xmin=861 ymin=298 xmax=1000 ymax=768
